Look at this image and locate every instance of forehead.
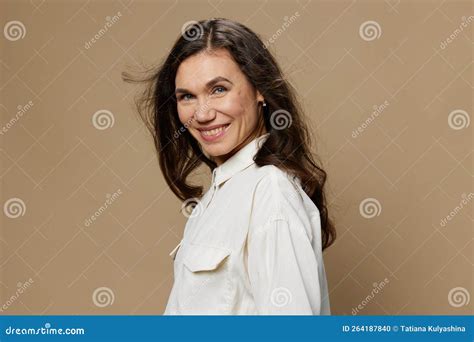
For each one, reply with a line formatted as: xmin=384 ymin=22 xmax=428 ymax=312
xmin=175 ymin=49 xmax=241 ymax=87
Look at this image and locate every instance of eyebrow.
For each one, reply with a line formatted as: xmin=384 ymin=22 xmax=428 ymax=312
xmin=175 ymin=76 xmax=233 ymax=95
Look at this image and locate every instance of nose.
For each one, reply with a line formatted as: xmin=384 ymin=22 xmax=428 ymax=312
xmin=194 ymin=98 xmax=216 ymax=122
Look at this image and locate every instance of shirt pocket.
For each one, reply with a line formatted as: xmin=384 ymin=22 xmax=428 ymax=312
xmin=177 ymin=242 xmax=232 ymax=313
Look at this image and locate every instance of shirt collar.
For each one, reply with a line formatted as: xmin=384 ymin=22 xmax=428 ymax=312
xmin=212 ymin=133 xmax=270 ymax=188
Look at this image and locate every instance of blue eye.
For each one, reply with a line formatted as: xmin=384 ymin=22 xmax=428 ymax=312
xmin=213 ymin=86 xmax=227 ymax=94
xmin=179 ymin=94 xmax=193 ymax=101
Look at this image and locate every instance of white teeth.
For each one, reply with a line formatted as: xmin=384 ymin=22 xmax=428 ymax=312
xmin=201 ymin=125 xmax=228 ymax=136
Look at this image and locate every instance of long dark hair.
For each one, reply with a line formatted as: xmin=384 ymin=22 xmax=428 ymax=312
xmin=122 ymin=18 xmax=336 ymax=250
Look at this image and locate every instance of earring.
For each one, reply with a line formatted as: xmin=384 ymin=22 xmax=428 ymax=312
xmin=262 ymin=101 xmax=267 ymax=107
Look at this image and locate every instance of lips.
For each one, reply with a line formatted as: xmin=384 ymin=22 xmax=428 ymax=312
xmin=198 ymin=123 xmax=231 ymax=142
xmin=201 ymin=124 xmax=229 ymax=136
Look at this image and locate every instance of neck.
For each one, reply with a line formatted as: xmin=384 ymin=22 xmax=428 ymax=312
xmin=214 ymin=126 xmax=267 ymax=166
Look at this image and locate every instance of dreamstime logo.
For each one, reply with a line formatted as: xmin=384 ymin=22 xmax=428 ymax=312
xmin=0 ymin=278 xmax=34 ymax=313
xmin=352 ymin=100 xmax=390 ymax=138
xmin=359 ymin=197 xmax=382 ymax=219
xmin=174 ymin=116 xmax=195 ymax=139
xmin=352 ymin=277 xmax=390 ymax=315
xmin=3 ymin=20 xmax=26 ymax=41
xmin=181 ymin=197 xmax=202 ymax=218
xmin=84 ymin=189 xmax=123 ymax=227
xmin=440 ymin=16 xmax=474 ymax=49
xmin=3 ymin=197 xmax=26 ymax=219
xmin=448 ymin=287 xmax=470 ymax=308
xmin=263 ymin=12 xmax=300 ymax=48
xmin=0 ymin=101 xmax=34 ymax=136
xmin=448 ymin=109 xmax=470 ymax=130
xmin=181 ymin=21 xmax=203 ymax=41
xmin=270 ymin=287 xmax=292 ymax=307
xmin=439 ymin=192 xmax=473 ymax=227
xmin=270 ymin=109 xmax=292 ymax=130
xmin=92 ymin=287 xmax=115 ymax=307
xmin=173 ymin=98 xmax=211 ymax=139
xmin=359 ymin=21 xmax=382 ymax=41
xmin=92 ymin=109 xmax=115 ymax=130
xmin=4 ymin=322 xmax=85 ymax=335
xmin=84 ymin=12 xmax=122 ymax=50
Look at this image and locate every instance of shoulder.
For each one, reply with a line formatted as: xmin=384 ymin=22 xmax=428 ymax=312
xmin=253 ymin=164 xmax=303 ymax=209
xmin=247 ymin=164 xmax=317 ymax=237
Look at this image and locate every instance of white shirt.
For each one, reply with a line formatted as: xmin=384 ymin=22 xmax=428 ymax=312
xmin=163 ymin=133 xmax=331 ymax=315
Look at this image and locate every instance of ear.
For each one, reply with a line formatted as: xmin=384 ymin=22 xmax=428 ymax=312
xmin=256 ymin=89 xmax=264 ymax=103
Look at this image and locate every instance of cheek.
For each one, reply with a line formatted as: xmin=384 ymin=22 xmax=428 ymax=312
xmin=215 ymin=91 xmax=249 ymax=119
xmin=177 ymin=105 xmax=194 ymax=126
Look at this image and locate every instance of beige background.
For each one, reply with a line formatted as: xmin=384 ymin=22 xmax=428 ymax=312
xmin=0 ymin=0 xmax=472 ymax=315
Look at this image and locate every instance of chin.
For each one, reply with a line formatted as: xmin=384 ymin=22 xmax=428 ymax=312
xmin=191 ymin=129 xmax=237 ymax=160
xmin=200 ymin=134 xmax=234 ymax=147
xmin=204 ymin=145 xmax=231 ymax=158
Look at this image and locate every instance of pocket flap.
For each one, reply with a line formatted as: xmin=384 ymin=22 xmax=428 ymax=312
xmin=183 ymin=243 xmax=231 ymax=272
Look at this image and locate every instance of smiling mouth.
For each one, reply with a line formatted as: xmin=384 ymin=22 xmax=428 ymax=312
xmin=198 ymin=123 xmax=231 ymax=141
xmin=201 ymin=124 xmax=230 ymax=136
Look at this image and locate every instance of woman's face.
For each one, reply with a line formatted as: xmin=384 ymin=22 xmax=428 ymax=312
xmin=175 ymin=48 xmax=266 ymax=166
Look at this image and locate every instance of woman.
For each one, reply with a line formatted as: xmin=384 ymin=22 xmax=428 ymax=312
xmin=123 ymin=18 xmax=336 ymax=315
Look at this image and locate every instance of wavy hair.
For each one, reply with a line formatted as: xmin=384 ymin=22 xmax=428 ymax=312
xmin=122 ymin=18 xmax=336 ymax=250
